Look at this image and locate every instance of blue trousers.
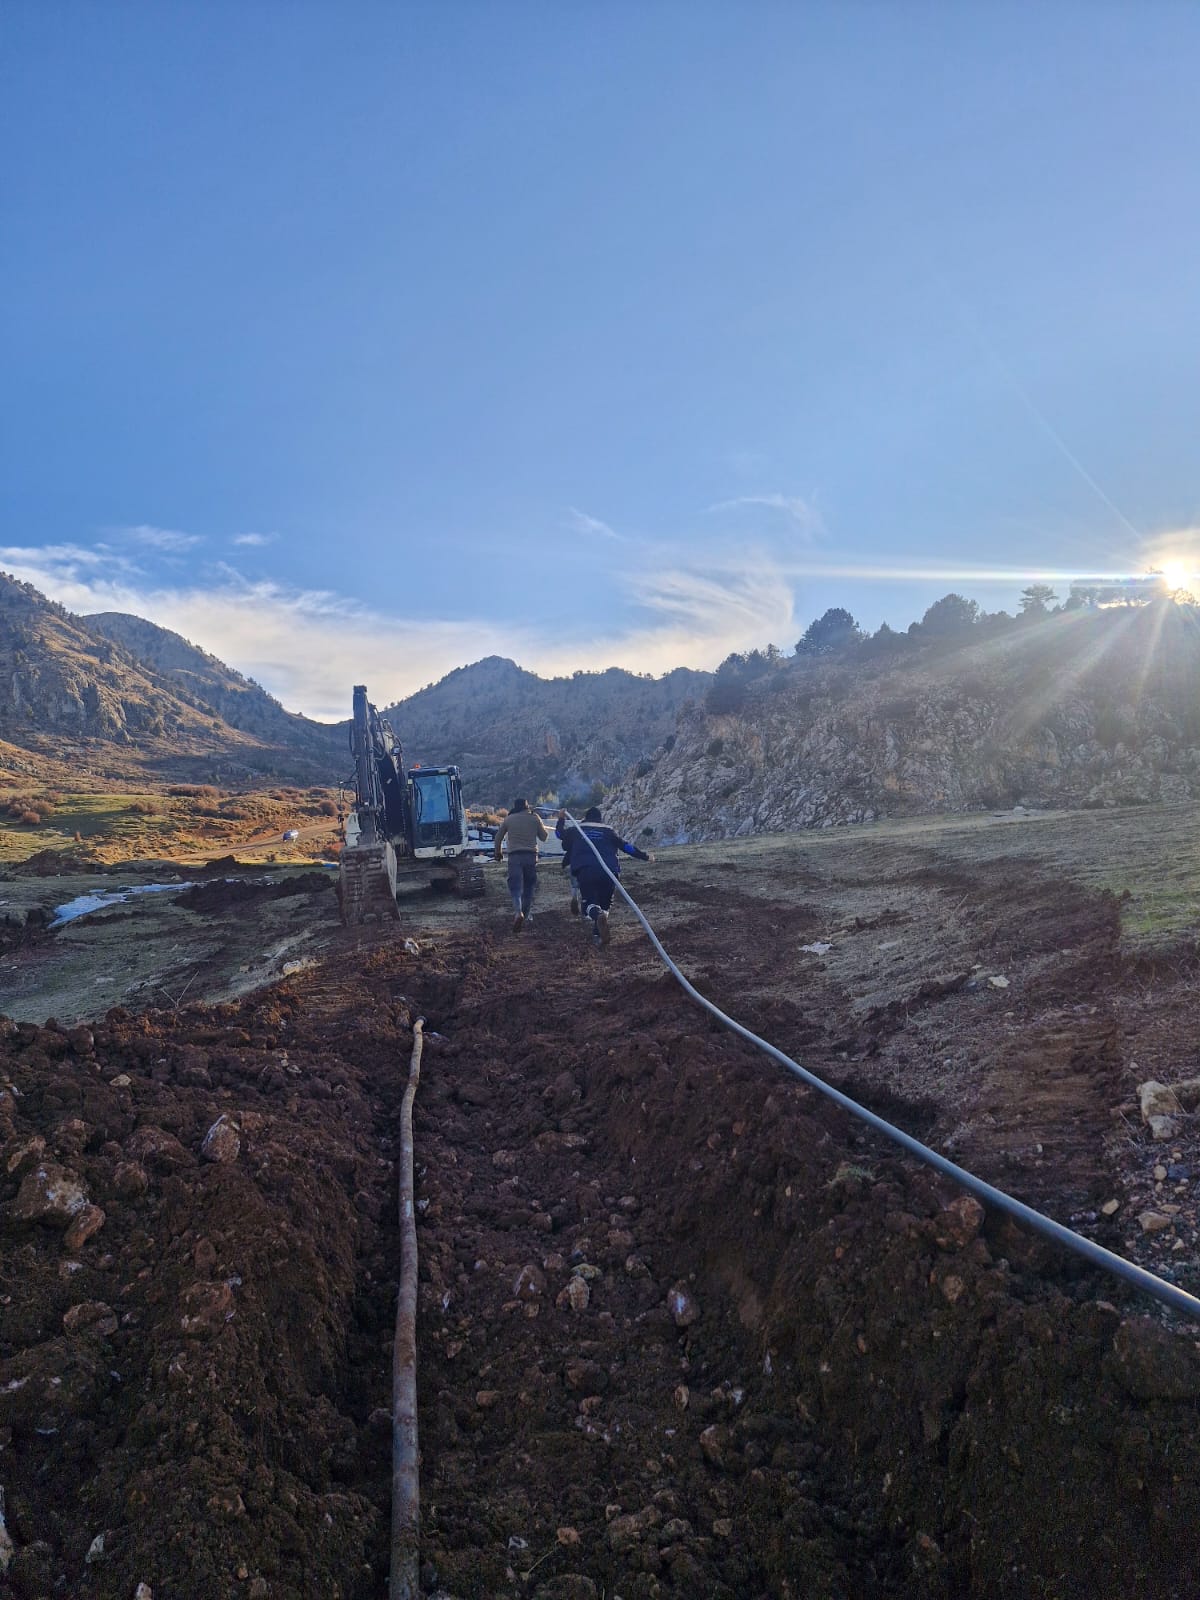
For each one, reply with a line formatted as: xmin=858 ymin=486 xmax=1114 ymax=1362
xmin=506 ymin=851 xmax=538 ymax=914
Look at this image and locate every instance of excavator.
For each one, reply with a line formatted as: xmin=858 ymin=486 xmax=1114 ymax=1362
xmin=338 ymin=684 xmax=485 ymax=924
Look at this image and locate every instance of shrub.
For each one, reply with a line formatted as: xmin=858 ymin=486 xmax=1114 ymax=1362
xmin=706 ymin=738 xmax=724 ymax=757
xmin=18 ymin=809 xmax=41 ymax=826
xmin=318 ymin=800 xmax=338 ymax=816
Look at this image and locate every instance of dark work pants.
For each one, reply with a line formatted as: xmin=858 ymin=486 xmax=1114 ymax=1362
xmin=577 ymin=867 xmax=615 ymax=917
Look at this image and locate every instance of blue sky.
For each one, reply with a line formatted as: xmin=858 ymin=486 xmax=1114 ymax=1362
xmin=2 ymin=2 xmax=1198 ymax=718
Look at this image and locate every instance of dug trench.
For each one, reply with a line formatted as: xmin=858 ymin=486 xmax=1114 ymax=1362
xmin=2 ymin=884 xmax=1199 ymax=1598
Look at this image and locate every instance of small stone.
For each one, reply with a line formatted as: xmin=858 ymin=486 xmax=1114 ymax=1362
xmin=180 ymin=1280 xmax=235 ymax=1337
xmin=556 ymin=1526 xmax=581 ymax=1547
xmin=712 ymin=1517 xmax=733 ymax=1538
xmin=492 ymin=1149 xmax=520 ymax=1171
xmin=109 ymin=1074 xmax=133 ymax=1088
xmin=12 ymin=1162 xmax=88 ymax=1224
xmin=939 ymin=1273 xmax=966 ymax=1305
xmin=1138 ymin=1211 xmax=1173 ymax=1233
xmin=699 ymin=1424 xmax=730 ymax=1468
xmin=512 ymin=1264 xmax=546 ymax=1300
xmin=934 ymin=1195 xmax=985 ymax=1251
xmin=1153 ymin=1165 xmax=1167 ymax=1182
xmin=476 ymin=1390 xmax=500 ymax=1409
xmin=673 ymin=1384 xmax=689 ymax=1411
xmin=607 ymin=1505 xmax=661 ymax=1551
xmin=112 ymin=1162 xmax=149 ymax=1198
xmin=63 ymin=1300 xmax=118 ymax=1336
xmin=200 ymin=1115 xmax=241 ymax=1164
xmin=572 ymin=1262 xmax=601 ymax=1281
xmin=134 ymin=1586 xmax=153 ymax=1600
xmin=558 ymin=1276 xmax=590 ymax=1312
xmin=63 ymin=1204 xmax=106 ymax=1251
xmin=666 ymin=1282 xmax=700 ymax=1327
xmin=125 ymin=1126 xmax=194 ymax=1172
xmin=193 ymin=1237 xmax=218 ymax=1277
xmin=5 ymin=1134 xmax=46 ymax=1174
xmin=1100 ymin=1199 xmax=1120 ymax=1216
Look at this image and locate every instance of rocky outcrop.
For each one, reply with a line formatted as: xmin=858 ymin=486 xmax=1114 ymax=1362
xmin=609 ymin=609 xmax=1200 ymax=842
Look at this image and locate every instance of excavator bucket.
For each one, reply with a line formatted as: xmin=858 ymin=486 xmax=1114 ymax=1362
xmin=338 ymin=840 xmax=400 ymax=925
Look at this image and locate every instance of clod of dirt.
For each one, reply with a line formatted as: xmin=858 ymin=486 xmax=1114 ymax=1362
xmin=11 ymin=1161 xmax=89 ymax=1224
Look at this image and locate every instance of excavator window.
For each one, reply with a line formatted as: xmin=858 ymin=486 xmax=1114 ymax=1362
xmin=412 ymin=771 xmax=453 ymax=825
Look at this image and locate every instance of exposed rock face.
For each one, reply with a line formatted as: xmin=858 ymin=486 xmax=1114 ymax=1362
xmin=609 ymin=610 xmax=1200 ymax=842
xmin=0 ymin=572 xmax=335 ymax=779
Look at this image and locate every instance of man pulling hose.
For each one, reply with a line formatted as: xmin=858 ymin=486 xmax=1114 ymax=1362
xmin=558 ymin=805 xmax=654 ymax=946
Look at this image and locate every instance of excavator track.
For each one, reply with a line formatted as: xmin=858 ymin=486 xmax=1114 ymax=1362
xmin=339 ymin=842 xmax=400 ymax=925
xmin=455 ymin=854 xmax=485 ymax=897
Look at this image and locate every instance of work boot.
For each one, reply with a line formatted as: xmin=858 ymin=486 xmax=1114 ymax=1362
xmin=512 ymin=911 xmax=525 ymax=932
xmin=597 ymin=910 xmax=611 ymax=948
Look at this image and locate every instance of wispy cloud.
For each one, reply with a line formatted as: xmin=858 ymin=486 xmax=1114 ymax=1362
xmin=1 ymin=537 xmax=794 ymax=717
xmin=706 ymin=493 xmax=824 ymax=537
xmin=565 ymin=506 xmax=627 ymax=542
xmin=113 ymin=523 xmax=204 ymax=553
xmin=231 ymin=531 xmax=278 ymax=548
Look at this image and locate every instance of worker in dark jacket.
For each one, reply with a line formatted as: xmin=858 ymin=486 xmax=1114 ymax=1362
xmin=555 ymin=812 xmax=585 ymax=914
xmin=557 ymin=805 xmax=653 ymax=947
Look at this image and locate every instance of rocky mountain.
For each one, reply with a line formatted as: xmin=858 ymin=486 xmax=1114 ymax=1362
xmin=375 ymin=655 xmax=711 ymax=806
xmin=85 ymin=611 xmax=336 ymax=765
xmin=0 ymin=573 xmax=335 ymax=783
xmin=608 ymin=601 xmax=1200 ymax=842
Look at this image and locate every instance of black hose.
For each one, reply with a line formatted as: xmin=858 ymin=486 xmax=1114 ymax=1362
xmin=562 ymin=812 xmax=1200 ymax=1324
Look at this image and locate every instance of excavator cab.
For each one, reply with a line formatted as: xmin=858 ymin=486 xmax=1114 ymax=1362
xmin=339 ymin=686 xmax=484 ymax=924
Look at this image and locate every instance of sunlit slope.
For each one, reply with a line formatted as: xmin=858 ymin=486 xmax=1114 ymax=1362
xmin=611 ymin=602 xmax=1200 ymax=842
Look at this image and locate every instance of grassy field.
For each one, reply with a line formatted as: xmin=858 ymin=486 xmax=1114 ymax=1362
xmin=0 ymin=785 xmax=343 ymax=866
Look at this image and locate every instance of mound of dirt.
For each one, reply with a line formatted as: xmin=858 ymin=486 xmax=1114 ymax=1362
xmin=8 ymin=849 xmax=99 ymax=878
xmin=176 ymin=873 xmax=335 ymax=913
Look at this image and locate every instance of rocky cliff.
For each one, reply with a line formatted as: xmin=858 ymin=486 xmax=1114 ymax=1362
xmin=608 ymin=603 xmax=1200 ymax=842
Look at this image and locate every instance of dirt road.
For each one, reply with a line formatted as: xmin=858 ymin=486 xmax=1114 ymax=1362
xmin=2 ymin=807 xmax=1199 ymax=1597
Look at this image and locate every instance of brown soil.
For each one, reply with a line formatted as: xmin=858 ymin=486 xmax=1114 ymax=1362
xmin=2 ymin=819 xmax=1200 ymax=1599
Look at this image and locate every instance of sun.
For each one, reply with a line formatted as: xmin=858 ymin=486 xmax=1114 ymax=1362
xmin=1158 ymin=560 xmax=1195 ymax=592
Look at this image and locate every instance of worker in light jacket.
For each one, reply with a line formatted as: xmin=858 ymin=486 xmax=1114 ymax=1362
xmin=557 ymin=805 xmax=653 ymax=947
xmin=494 ymin=798 xmax=549 ymax=931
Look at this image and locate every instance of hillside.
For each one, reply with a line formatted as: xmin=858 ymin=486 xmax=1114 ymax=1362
xmin=608 ymin=601 xmax=1200 ymax=842
xmin=375 ymin=654 xmax=711 ymax=805
xmin=0 ymin=573 xmax=334 ymax=784
xmin=85 ymin=611 xmax=336 ymax=764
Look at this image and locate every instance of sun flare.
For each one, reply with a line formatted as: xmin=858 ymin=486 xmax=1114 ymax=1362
xmin=1159 ymin=560 xmax=1195 ymax=592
